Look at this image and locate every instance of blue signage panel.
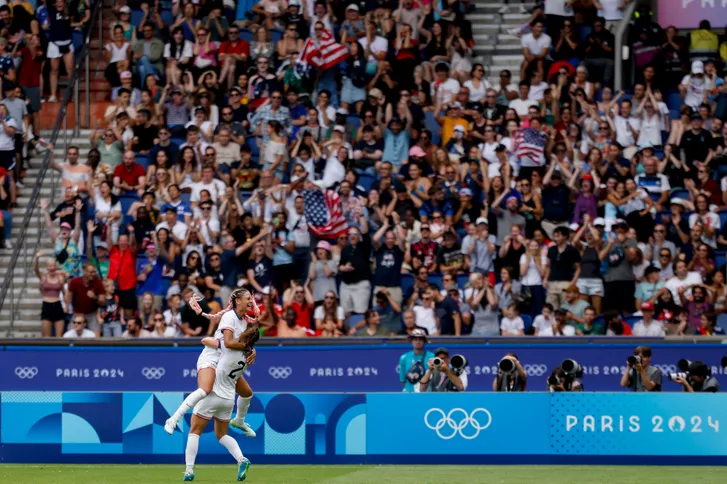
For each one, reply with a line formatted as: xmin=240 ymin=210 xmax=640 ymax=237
xmin=2 ymin=344 xmax=727 ymax=393
xmin=366 ymin=393 xmax=551 ymax=455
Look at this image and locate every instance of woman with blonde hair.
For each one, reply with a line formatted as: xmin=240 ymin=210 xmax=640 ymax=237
xmin=34 ymin=250 xmax=67 ymax=337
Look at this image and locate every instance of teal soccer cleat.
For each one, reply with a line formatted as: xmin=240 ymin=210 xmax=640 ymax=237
xmin=183 ymin=471 xmax=195 ymax=481
xmin=237 ymin=458 xmax=251 ymax=481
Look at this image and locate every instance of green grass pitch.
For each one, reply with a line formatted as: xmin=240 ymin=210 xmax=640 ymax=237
xmin=0 ymin=465 xmax=725 ymax=483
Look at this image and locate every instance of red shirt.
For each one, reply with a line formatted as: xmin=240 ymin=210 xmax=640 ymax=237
xmin=68 ymin=276 xmax=105 ymax=314
xmin=19 ymin=47 xmax=43 ymax=88
xmin=108 ymin=246 xmax=138 ymax=291
xmin=219 ymin=39 xmax=249 ymax=57
xmin=114 ymin=163 xmax=146 ymax=188
xmin=292 ymin=301 xmax=312 ymax=329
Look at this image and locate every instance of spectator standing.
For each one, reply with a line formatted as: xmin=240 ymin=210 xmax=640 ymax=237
xmin=398 ymin=329 xmax=436 ymax=393
xmin=338 ymin=220 xmax=371 ymax=316
xmin=544 ymin=226 xmax=581 ymax=308
xmin=372 ymin=217 xmax=405 ymax=306
xmin=108 ymin=228 xmax=138 ymax=317
xmin=66 ymin=262 xmax=105 ymax=336
xmin=33 ymin=251 xmax=67 ymax=337
xmin=600 ymin=221 xmax=638 ymax=313
xmin=47 ymin=0 xmax=76 ymax=103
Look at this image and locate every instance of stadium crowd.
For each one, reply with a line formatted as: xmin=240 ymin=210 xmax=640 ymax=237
xmin=30 ymin=0 xmax=727 ymax=340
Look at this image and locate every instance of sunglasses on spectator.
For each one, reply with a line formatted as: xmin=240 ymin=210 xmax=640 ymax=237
xmin=154 ymin=317 xmax=164 ymax=322
xmin=73 ymin=320 xmax=85 ymax=325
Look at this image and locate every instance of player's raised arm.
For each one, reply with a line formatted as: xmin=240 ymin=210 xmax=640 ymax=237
xmin=200 ymin=337 xmax=220 ymax=349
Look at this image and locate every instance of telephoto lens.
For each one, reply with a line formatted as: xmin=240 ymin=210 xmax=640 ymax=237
xmin=668 ymin=372 xmax=688 ymax=382
xmin=627 ymin=355 xmax=641 ymax=366
xmin=547 ymin=375 xmax=560 ymax=386
xmin=432 ymin=357 xmax=443 ymax=367
xmin=721 ymin=356 xmax=727 ymax=369
xmin=499 ymin=358 xmax=516 ymax=374
xmin=450 ymin=355 xmax=467 ymax=370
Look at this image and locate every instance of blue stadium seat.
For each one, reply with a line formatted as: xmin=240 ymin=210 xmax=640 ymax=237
xmin=348 ymin=314 xmax=364 ymax=330
xmin=624 ymin=315 xmax=641 ymax=328
xmin=666 ymin=90 xmax=682 ymax=111
xmin=358 ymin=173 xmax=375 ymax=192
xmin=401 ymin=273 xmax=414 ymax=296
xmin=270 ymin=29 xmax=284 ymax=43
xmin=718 ymin=313 xmax=727 ymax=329
xmin=670 ymin=189 xmax=690 ymax=201
xmin=346 ymin=115 xmax=362 ymax=130
xmin=593 ymin=315 xmax=605 ymax=328
xmin=246 ymin=135 xmax=260 ymax=158
xmin=716 ymin=251 xmax=726 ymax=270
xmin=428 ymin=272 xmax=443 ymax=289
xmin=424 ymin=111 xmax=441 ymax=146
xmin=136 ymin=154 xmax=149 ymax=170
xmin=180 ymin=192 xmax=192 ymax=206
xmin=170 ymin=137 xmax=185 ymax=148
xmin=717 ymin=210 xmax=727 ymax=229
xmin=648 ymin=192 xmax=661 ymax=203
xmin=456 ymin=274 xmax=469 ymax=289
xmin=521 ymin=314 xmax=533 ymax=332
xmin=239 ymin=29 xmax=253 ymax=42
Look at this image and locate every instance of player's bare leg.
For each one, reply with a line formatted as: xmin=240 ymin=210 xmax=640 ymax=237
xmin=183 ymin=414 xmax=208 ymax=481
xmin=166 ymin=368 xmax=216 ymax=434
xmin=230 ymin=376 xmax=256 ymax=437
xmin=214 ymin=419 xmax=250 ymax=481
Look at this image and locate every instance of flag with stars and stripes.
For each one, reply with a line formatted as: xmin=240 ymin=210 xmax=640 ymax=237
xmin=513 ymin=128 xmax=547 ymax=167
xmin=303 ymin=189 xmax=348 ymax=239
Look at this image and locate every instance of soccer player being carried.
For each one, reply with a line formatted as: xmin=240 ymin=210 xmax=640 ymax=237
xmin=183 ymin=325 xmax=260 ymax=482
xmin=165 ymin=288 xmax=260 ymax=437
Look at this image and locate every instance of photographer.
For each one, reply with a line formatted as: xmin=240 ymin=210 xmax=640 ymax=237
xmin=673 ymin=361 xmax=720 ymax=393
xmin=492 ymin=353 xmax=527 ymax=392
xmin=547 ymin=366 xmax=583 ymax=392
xmin=419 ymin=347 xmax=468 ymax=392
xmin=620 ymin=346 xmax=663 ymax=392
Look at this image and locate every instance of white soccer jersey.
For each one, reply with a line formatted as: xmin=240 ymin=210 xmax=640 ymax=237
xmin=212 ymin=346 xmax=247 ymax=401
xmin=197 ymin=310 xmax=249 ymax=366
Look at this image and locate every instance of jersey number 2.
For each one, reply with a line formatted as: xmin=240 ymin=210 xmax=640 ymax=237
xmin=228 ymin=360 xmax=246 ymax=379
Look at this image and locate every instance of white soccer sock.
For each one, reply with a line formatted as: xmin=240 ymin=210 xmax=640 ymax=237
xmin=173 ymin=388 xmax=207 ymax=422
xmin=219 ymin=434 xmax=244 ymax=464
xmin=235 ymin=395 xmax=252 ymax=420
xmin=185 ymin=433 xmax=200 ymax=472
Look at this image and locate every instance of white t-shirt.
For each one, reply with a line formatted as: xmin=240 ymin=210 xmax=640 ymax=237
xmin=413 ymin=305 xmax=438 ymax=335
xmin=544 ymin=0 xmax=573 ymax=16
xmin=665 ymin=272 xmax=703 ymax=301
xmin=681 ymin=74 xmax=707 ymax=110
xmin=632 ymin=320 xmax=665 ymax=337
xmin=105 ymin=41 xmax=131 ymax=64
xmin=533 ymin=314 xmax=555 ymax=336
xmin=500 ymin=316 xmax=524 ymax=335
xmin=614 ymin=115 xmax=640 ymax=147
xmin=478 ymin=141 xmax=499 ymax=164
xmin=556 ymin=324 xmax=577 ymax=336
xmin=521 ymin=33 xmax=551 ymax=57
xmin=191 ymin=179 xmax=227 ymax=202
xmin=163 ymin=40 xmax=193 ymax=61
xmin=359 ymin=35 xmax=388 ymax=63
xmin=433 ymin=78 xmax=461 ymax=107
xmin=519 ymin=253 xmax=547 ymax=286
xmin=0 ymin=116 xmax=17 ymax=151
xmin=156 ymin=220 xmax=189 ymax=241
xmin=463 ymin=79 xmax=491 ymax=103
xmin=598 ymin=0 xmax=626 ymax=20
xmin=313 ymin=305 xmax=345 ymax=322
xmin=63 ymin=329 xmax=96 ymax=338
xmin=509 ymin=98 xmax=539 ymax=116
xmin=689 ymin=212 xmax=721 ymax=247
xmin=149 ymin=326 xmax=177 ymax=338
xmin=196 ymin=217 xmax=221 ymax=245
xmin=528 ymin=81 xmax=549 ymax=101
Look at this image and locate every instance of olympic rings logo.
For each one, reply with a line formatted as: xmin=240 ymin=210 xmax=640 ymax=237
xmin=15 ymin=367 xmax=38 ymax=379
xmin=268 ymin=367 xmax=292 ymax=379
xmin=523 ymin=364 xmax=548 ymax=376
xmin=141 ymin=367 xmax=166 ymax=380
xmin=424 ymin=408 xmax=492 ymax=440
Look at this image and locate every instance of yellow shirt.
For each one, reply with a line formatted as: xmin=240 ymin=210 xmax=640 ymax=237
xmin=690 ymin=29 xmax=719 ymax=52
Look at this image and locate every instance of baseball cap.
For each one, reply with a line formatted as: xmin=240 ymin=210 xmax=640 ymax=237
xmin=335 ymin=107 xmax=349 ymax=116
xmin=96 ymin=242 xmax=108 ymax=250
xmin=288 ymin=0 xmax=301 ymax=5
xmin=368 ymin=88 xmax=383 ymax=99
xmin=691 ymin=60 xmax=704 ymax=74
xmin=347 ymin=3 xmax=359 ymax=10
xmin=670 ymin=198 xmax=687 ymax=208
xmin=120 ymin=70 xmax=132 ymax=80
xmin=459 ymin=188 xmax=472 ymax=197
xmin=593 ymin=217 xmax=606 ymax=227
xmin=119 ymin=6 xmax=131 ymax=13
xmin=448 ymin=101 xmax=463 ymax=110
xmin=641 ymin=301 xmax=655 ymax=311
xmin=555 ymin=308 xmax=569 ymax=316
xmin=434 ymin=347 xmax=449 ymax=356
xmin=60 ymin=222 xmax=72 ymax=230
xmin=333 ymin=125 xmax=346 ymax=133
xmin=171 ymin=87 xmax=183 ymax=94
xmin=475 ymin=217 xmax=488 ymax=225
xmin=454 ymin=125 xmax=466 ymax=134
xmin=495 ymin=144 xmax=508 ymax=152
xmin=316 ymin=240 xmax=331 ymax=252
xmin=564 ymin=284 xmax=580 ymax=293
xmin=568 ymin=223 xmax=580 ymax=231
xmin=409 ymin=146 xmax=426 ymax=158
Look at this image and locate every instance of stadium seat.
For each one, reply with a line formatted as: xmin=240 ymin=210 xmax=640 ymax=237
xmin=718 ymin=313 xmax=727 ymax=329
xmin=521 ymin=314 xmax=533 ymax=332
xmin=716 ymin=251 xmax=726 ymax=270
xmin=348 ymin=314 xmax=364 ymax=330
xmin=239 ymin=28 xmax=253 ymax=42
xmin=401 ymin=273 xmax=414 ymax=296
xmin=346 ymin=115 xmax=362 ymax=130
xmin=624 ymin=315 xmax=641 ymax=328
xmin=246 ymin=135 xmax=260 ymax=158
xmin=270 ymin=29 xmax=284 ymax=43
xmin=180 ymin=192 xmax=192 ymax=205
xmin=666 ymin=90 xmax=682 ymax=111
xmin=670 ymin=189 xmax=690 ymax=201
xmin=648 ymin=192 xmax=661 ymax=203
xmin=424 ymin=112 xmax=441 ymax=146
xmin=456 ymin=274 xmax=469 ymax=289
xmin=428 ymin=272 xmax=443 ymax=289
xmin=717 ymin=210 xmax=727 ymax=229
xmin=136 ymin=154 xmax=149 ymax=170
xmin=358 ymin=173 xmax=375 ymax=192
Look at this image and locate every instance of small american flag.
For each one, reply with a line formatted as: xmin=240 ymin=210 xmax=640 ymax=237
xmin=303 ymin=189 xmax=348 ymax=238
xmin=513 ymin=128 xmax=547 ymax=167
xmin=297 ymin=29 xmax=349 ymax=72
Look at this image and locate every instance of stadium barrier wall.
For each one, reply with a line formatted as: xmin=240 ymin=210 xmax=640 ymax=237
xmin=1 ymin=392 xmax=727 ymax=465
xmin=3 ymin=343 xmax=727 ymax=393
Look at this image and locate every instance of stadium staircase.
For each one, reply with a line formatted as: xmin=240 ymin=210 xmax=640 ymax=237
xmin=0 ymin=133 xmax=95 ymax=337
xmin=471 ymin=1 xmax=528 ymax=85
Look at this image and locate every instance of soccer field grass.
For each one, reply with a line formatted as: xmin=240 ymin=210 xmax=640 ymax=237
xmin=0 ymin=465 xmax=724 ymax=483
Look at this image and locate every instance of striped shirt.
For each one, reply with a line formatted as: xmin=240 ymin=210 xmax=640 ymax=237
xmin=250 ymin=105 xmax=291 ymax=144
xmin=165 ymin=101 xmax=190 ymax=127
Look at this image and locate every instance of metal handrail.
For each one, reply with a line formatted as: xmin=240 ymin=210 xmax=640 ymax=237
xmin=0 ymin=0 xmax=105 ymax=335
xmin=614 ymin=1 xmax=639 ymax=92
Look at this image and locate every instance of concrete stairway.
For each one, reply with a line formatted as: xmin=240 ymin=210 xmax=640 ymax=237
xmin=471 ymin=1 xmax=530 ymax=85
xmin=0 ymin=132 xmax=94 ymax=337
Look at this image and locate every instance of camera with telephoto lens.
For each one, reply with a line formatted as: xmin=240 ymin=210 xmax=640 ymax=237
xmin=667 ymin=359 xmax=695 ymax=382
xmin=627 ymin=355 xmax=641 ymax=366
xmin=562 ymin=359 xmax=584 ymax=378
xmin=432 ymin=357 xmax=443 ymax=368
xmin=547 ymin=374 xmax=561 ymax=386
xmin=721 ymin=356 xmax=727 ymax=370
xmin=450 ymin=354 xmax=468 ymax=374
xmin=499 ymin=357 xmax=516 ymax=374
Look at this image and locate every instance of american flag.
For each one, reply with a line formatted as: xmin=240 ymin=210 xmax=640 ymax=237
xmin=513 ymin=128 xmax=547 ymax=167
xmin=303 ymin=189 xmax=348 ymax=238
xmin=297 ymin=29 xmax=349 ymax=72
